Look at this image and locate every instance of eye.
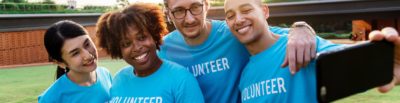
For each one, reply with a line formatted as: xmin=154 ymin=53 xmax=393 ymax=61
xmin=137 ymin=34 xmax=146 ymax=41
xmin=242 ymin=8 xmax=252 ymax=14
xmin=172 ymin=8 xmax=185 ymax=14
xmin=120 ymin=40 xmax=132 ymax=48
xmin=84 ymin=42 xmax=90 ymax=48
xmin=226 ymin=12 xmax=235 ymax=20
xmin=191 ymin=4 xmax=202 ymax=10
xmin=72 ymin=51 xmax=79 ymax=57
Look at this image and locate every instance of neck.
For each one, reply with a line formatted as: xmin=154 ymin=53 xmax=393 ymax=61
xmin=184 ymin=20 xmax=212 ymax=46
xmin=245 ymin=30 xmax=279 ymax=55
xmin=67 ymin=70 xmax=96 ymax=86
xmin=134 ymin=58 xmax=163 ymax=77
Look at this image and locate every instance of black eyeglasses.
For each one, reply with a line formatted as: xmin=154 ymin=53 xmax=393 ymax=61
xmin=169 ymin=3 xmax=204 ymax=19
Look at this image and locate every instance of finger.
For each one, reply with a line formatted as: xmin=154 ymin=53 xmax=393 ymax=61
xmin=295 ymin=64 xmax=301 ymax=74
xmin=377 ymin=77 xmax=397 ymax=93
xmin=281 ymin=55 xmax=289 ymax=68
xmin=288 ymin=42 xmax=297 ymax=75
xmin=311 ymin=39 xmax=317 ymax=59
xmin=296 ymin=42 xmax=305 ymax=68
xmin=382 ymin=27 xmax=399 ymax=42
xmin=369 ymin=30 xmax=385 ymax=41
xmin=303 ymin=40 xmax=312 ymax=67
xmin=382 ymin=27 xmax=399 ymax=35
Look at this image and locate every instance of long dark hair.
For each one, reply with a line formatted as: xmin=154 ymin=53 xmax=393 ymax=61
xmin=43 ymin=20 xmax=88 ymax=79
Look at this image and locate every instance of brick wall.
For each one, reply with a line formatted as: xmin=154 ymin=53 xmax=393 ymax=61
xmin=0 ymin=26 xmax=108 ymax=66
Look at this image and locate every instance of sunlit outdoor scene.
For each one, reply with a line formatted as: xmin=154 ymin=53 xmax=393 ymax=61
xmin=1 ymin=0 xmax=400 ymax=103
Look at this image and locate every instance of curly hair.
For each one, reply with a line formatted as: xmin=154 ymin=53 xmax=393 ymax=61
xmin=96 ymin=3 xmax=169 ymax=59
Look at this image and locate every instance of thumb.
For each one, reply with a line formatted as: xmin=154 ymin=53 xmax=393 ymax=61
xmin=377 ymin=77 xmax=397 ymax=93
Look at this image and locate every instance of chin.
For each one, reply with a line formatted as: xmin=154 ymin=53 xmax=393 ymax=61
xmin=183 ymin=31 xmax=201 ymax=39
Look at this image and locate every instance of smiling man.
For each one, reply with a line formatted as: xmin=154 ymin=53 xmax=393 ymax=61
xmin=158 ymin=0 xmax=319 ymax=102
xmin=224 ymin=0 xmax=400 ymax=102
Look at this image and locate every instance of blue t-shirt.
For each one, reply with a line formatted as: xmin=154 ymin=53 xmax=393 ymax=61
xmin=158 ymin=20 xmax=288 ymax=103
xmin=109 ymin=60 xmax=204 ymax=103
xmin=239 ymin=35 xmax=343 ymax=103
xmin=38 ymin=67 xmax=112 ymax=103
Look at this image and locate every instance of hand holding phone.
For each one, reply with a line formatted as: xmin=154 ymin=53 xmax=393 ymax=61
xmin=316 ymin=40 xmax=394 ymax=103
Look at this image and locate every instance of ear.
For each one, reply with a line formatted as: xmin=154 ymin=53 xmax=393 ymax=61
xmin=262 ymin=4 xmax=270 ymax=19
xmin=163 ymin=7 xmax=172 ymax=22
xmin=55 ymin=61 xmax=67 ymax=69
xmin=204 ymin=0 xmax=211 ymax=11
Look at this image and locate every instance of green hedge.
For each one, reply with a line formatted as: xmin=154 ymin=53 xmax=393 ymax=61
xmin=0 ymin=3 xmax=66 ymax=11
xmin=0 ymin=3 xmax=114 ymax=14
xmin=209 ymin=0 xmax=308 ymax=6
xmin=318 ymin=33 xmax=351 ymax=39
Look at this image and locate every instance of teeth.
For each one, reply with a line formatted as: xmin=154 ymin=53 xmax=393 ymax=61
xmin=135 ymin=53 xmax=147 ymax=60
xmin=237 ymin=26 xmax=250 ymax=34
xmin=83 ymin=60 xmax=93 ymax=66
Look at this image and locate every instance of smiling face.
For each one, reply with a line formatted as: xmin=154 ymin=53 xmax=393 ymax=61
xmin=60 ymin=35 xmax=98 ymax=73
xmin=120 ymin=26 xmax=161 ymax=72
xmin=224 ymin=0 xmax=270 ymax=44
xmin=166 ymin=0 xmax=209 ymax=39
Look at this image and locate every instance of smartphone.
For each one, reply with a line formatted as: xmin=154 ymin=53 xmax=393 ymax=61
xmin=316 ymin=40 xmax=394 ymax=103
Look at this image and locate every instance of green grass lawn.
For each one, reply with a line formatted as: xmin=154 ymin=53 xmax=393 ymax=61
xmin=0 ymin=58 xmax=128 ymax=103
xmin=0 ymin=58 xmax=399 ymax=103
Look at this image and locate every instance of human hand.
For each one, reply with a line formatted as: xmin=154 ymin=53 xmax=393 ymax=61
xmin=282 ymin=21 xmax=317 ymax=75
xmin=368 ymin=27 xmax=400 ymax=93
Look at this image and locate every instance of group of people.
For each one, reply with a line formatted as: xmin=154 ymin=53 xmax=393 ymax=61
xmin=38 ymin=0 xmax=400 ymax=103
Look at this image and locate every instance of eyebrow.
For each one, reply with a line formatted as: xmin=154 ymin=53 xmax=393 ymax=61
xmin=83 ymin=39 xmax=90 ymax=45
xmin=239 ymin=3 xmax=252 ymax=9
xmin=225 ymin=3 xmax=252 ymax=14
xmin=171 ymin=2 xmax=202 ymax=10
xmin=67 ymin=39 xmax=89 ymax=55
xmin=68 ymin=48 xmax=79 ymax=55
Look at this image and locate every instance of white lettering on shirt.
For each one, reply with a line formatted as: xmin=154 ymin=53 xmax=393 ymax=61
xmin=242 ymin=77 xmax=287 ymax=101
xmin=110 ymin=96 xmax=162 ymax=103
xmin=187 ymin=57 xmax=230 ymax=77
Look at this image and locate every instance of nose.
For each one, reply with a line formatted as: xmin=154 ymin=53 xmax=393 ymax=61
xmin=82 ymin=49 xmax=94 ymax=61
xmin=184 ymin=10 xmax=196 ymax=25
xmin=131 ymin=41 xmax=143 ymax=53
xmin=235 ymin=14 xmax=245 ymax=26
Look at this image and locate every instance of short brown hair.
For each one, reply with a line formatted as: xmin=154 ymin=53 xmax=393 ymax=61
xmin=96 ymin=3 xmax=168 ymax=59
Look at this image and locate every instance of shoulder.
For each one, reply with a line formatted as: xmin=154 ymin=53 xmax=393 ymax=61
xmin=160 ymin=30 xmax=184 ymax=52
xmin=163 ymin=60 xmax=187 ymax=73
xmin=162 ymin=60 xmax=194 ymax=79
xmin=162 ymin=30 xmax=181 ymax=43
xmin=113 ymin=66 xmax=132 ymax=79
xmin=315 ymin=36 xmax=344 ymax=52
xmin=212 ymin=20 xmax=228 ymax=27
xmin=269 ymin=26 xmax=289 ymax=35
xmin=96 ymin=67 xmax=111 ymax=76
xmin=38 ymin=76 xmax=67 ymax=102
xmin=212 ymin=20 xmax=231 ymax=34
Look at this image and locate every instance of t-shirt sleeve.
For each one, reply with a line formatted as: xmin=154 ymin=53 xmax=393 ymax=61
xmin=38 ymin=90 xmax=57 ymax=103
xmin=316 ymin=36 xmax=347 ymax=52
xmin=103 ymin=67 xmax=113 ymax=83
xmin=174 ymin=73 xmax=205 ymax=103
xmin=157 ymin=50 xmax=167 ymax=60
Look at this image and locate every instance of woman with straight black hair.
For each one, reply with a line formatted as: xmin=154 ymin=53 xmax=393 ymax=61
xmin=38 ymin=20 xmax=112 ymax=103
